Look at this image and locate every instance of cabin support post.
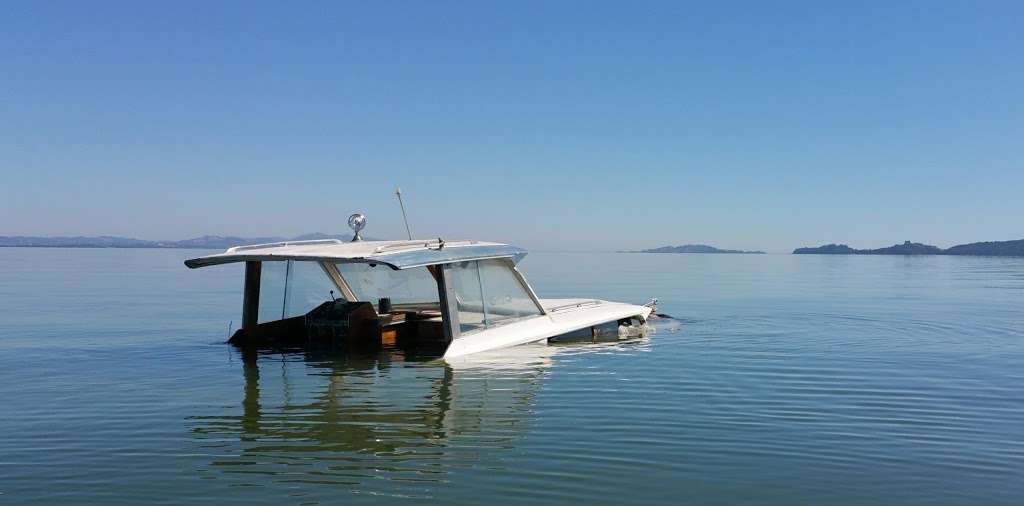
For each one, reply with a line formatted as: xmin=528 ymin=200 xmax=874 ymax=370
xmin=241 ymin=261 xmax=262 ymax=335
xmin=436 ymin=263 xmax=461 ymax=343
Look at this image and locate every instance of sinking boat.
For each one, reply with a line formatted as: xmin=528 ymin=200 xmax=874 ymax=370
xmin=185 ymin=214 xmax=653 ymax=359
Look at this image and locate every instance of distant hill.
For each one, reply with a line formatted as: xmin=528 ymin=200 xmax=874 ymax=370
xmin=0 ymin=233 xmax=355 ymax=249
xmin=631 ymin=244 xmax=765 ymax=254
xmin=794 ymin=239 xmax=1024 ymax=257
xmin=944 ymin=239 xmax=1024 ymax=256
xmin=793 ymin=243 xmax=858 ymax=255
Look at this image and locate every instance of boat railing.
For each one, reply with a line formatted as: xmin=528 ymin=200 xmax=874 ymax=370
xmin=226 ymin=239 xmax=346 ymax=253
xmin=546 ymin=300 xmax=603 ymax=313
xmin=373 ymin=240 xmax=479 ymax=254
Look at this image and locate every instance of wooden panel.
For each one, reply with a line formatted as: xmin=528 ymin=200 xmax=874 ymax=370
xmin=380 ymin=327 xmax=398 ymax=346
xmin=241 ymin=261 xmax=262 ymax=332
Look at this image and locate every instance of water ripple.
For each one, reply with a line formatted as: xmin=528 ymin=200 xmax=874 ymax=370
xmin=2 ymin=250 xmax=1024 ymax=504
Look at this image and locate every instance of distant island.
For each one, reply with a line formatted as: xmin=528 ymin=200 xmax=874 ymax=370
xmin=629 ymin=244 xmax=766 ymax=254
xmin=794 ymin=239 xmax=1024 ymax=257
xmin=0 ymin=233 xmax=356 ymax=249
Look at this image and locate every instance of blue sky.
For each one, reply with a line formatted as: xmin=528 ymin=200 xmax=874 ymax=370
xmin=2 ymin=1 xmax=1022 ymax=252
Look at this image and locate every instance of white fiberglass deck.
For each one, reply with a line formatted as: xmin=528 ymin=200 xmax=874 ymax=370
xmin=185 ymin=239 xmax=526 ymax=270
xmin=444 ymin=298 xmax=652 ymax=358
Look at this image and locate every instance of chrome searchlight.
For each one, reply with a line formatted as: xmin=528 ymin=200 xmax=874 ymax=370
xmin=348 ymin=213 xmax=366 ymax=242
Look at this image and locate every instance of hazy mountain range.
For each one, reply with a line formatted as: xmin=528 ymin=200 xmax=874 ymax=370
xmin=4 ymin=235 xmax=1024 ymax=257
xmin=0 ymin=233 xmax=356 ymax=249
xmin=794 ymin=239 xmax=1024 ymax=256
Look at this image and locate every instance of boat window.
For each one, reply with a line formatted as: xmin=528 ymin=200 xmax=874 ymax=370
xmin=448 ymin=259 xmax=542 ymax=335
xmin=335 ymin=262 xmax=440 ymax=309
xmin=448 ymin=261 xmax=485 ymax=334
xmin=257 ymin=260 xmax=340 ymax=322
xmin=257 ymin=261 xmax=288 ymax=323
xmin=282 ymin=261 xmax=338 ymax=318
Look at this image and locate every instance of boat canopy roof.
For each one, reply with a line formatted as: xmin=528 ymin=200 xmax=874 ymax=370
xmin=184 ymin=239 xmax=527 ymax=270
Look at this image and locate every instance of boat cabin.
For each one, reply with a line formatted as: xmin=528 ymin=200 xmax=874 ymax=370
xmin=186 ymin=220 xmax=652 ymax=359
xmin=186 ymin=238 xmax=549 ymax=350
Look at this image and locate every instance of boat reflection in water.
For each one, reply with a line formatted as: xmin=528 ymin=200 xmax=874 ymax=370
xmin=186 ymin=342 xmax=576 ymax=498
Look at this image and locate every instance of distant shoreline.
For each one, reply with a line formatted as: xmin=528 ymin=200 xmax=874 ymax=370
xmin=0 ymin=233 xmax=355 ymax=250
xmin=0 ymin=244 xmax=219 ymax=249
xmin=623 ymin=244 xmax=765 ymax=254
xmin=5 ymin=236 xmax=1024 ymax=257
xmin=793 ymin=239 xmax=1024 ymax=257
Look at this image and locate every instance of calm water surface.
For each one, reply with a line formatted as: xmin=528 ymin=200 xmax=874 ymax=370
xmin=1 ymin=248 xmax=1023 ymax=504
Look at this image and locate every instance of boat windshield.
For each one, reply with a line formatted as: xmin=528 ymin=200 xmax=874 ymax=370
xmin=251 ymin=258 xmax=540 ymax=338
xmin=334 ymin=262 xmax=440 ymax=310
xmin=447 ymin=259 xmax=543 ymax=335
xmin=257 ymin=260 xmax=343 ymax=322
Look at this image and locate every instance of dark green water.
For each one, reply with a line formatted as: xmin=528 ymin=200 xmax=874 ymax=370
xmin=1 ymin=248 xmax=1022 ymax=504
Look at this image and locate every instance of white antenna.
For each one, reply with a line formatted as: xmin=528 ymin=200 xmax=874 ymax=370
xmin=395 ymin=187 xmax=412 ymax=240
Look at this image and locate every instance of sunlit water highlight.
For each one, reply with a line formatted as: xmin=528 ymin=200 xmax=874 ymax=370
xmin=1 ymin=249 xmax=1022 ymax=504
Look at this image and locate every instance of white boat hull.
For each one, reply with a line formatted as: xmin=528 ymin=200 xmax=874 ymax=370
xmin=442 ymin=298 xmax=652 ymax=359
